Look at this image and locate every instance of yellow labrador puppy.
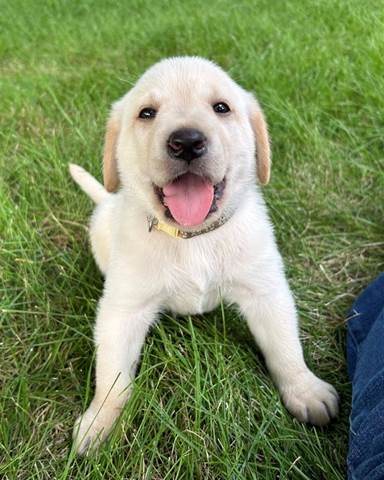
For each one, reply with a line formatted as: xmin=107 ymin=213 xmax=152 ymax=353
xmin=70 ymin=56 xmax=338 ymax=454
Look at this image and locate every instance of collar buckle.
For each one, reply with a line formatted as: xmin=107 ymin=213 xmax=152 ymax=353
xmin=155 ymin=221 xmax=180 ymax=238
xmin=148 ymin=216 xmax=180 ymax=238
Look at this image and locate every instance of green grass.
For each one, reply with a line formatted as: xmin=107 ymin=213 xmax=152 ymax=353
xmin=1 ymin=0 xmax=383 ymax=478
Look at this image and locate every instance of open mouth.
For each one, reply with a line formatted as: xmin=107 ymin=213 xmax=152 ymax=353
xmin=154 ymin=173 xmax=225 ymax=227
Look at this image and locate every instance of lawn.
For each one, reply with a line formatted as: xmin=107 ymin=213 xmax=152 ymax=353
xmin=1 ymin=0 xmax=383 ymax=478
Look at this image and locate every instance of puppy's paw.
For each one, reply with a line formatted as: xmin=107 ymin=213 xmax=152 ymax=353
xmin=280 ymin=371 xmax=339 ymax=426
xmin=72 ymin=403 xmax=120 ymax=455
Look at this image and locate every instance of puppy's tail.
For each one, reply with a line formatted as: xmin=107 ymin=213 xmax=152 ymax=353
xmin=69 ymin=163 xmax=110 ymax=204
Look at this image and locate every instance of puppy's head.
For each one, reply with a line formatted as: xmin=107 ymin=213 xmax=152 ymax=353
xmin=104 ymin=57 xmax=270 ymax=228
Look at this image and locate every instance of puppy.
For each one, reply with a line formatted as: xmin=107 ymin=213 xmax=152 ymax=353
xmin=70 ymin=56 xmax=338 ymax=454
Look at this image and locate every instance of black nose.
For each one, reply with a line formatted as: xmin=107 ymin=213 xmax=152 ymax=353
xmin=167 ymin=128 xmax=207 ymax=163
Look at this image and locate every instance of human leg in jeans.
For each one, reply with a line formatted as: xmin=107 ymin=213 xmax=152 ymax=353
xmin=347 ymin=273 xmax=384 ymax=479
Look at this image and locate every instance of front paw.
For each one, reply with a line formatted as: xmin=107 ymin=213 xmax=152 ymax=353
xmin=280 ymin=371 xmax=339 ymax=426
xmin=72 ymin=403 xmax=120 ymax=455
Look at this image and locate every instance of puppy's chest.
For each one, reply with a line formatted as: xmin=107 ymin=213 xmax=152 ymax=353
xmin=165 ymin=275 xmax=221 ymax=315
xmin=162 ymin=255 xmax=225 ymax=316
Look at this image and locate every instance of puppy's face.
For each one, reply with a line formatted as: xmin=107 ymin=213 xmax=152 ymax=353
xmin=105 ymin=57 xmax=270 ymax=228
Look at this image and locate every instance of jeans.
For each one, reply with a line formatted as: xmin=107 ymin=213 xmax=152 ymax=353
xmin=347 ymin=273 xmax=384 ymax=479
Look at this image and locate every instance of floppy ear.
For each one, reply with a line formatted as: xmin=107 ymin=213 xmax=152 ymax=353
xmin=247 ymin=94 xmax=271 ymax=185
xmin=103 ymin=100 xmax=124 ymax=192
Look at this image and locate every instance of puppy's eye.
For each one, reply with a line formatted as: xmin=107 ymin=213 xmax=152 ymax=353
xmin=139 ymin=107 xmax=157 ymax=119
xmin=213 ymin=102 xmax=231 ymax=114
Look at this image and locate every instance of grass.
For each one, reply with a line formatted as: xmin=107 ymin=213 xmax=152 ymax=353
xmin=1 ymin=0 xmax=383 ymax=478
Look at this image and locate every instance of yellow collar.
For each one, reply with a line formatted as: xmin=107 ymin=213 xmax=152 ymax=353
xmin=147 ymin=214 xmax=231 ymax=239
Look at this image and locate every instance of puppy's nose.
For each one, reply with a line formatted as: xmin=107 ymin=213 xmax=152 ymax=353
xmin=167 ymin=128 xmax=207 ymax=163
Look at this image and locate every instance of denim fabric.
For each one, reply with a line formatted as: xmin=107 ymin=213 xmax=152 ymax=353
xmin=347 ymin=273 xmax=384 ymax=480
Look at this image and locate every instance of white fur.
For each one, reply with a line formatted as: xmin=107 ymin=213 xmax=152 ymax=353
xmin=70 ymin=57 xmax=338 ymax=454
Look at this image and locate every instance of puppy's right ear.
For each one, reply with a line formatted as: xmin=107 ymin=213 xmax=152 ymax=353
xmin=103 ymin=100 xmax=124 ymax=192
xmin=246 ymin=92 xmax=271 ymax=185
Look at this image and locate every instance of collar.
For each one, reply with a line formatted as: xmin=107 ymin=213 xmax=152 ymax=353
xmin=147 ymin=213 xmax=231 ymax=239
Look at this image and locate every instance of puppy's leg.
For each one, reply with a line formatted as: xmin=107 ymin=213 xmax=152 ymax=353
xmin=73 ymin=295 xmax=157 ymax=454
xmin=231 ymin=271 xmax=338 ymax=426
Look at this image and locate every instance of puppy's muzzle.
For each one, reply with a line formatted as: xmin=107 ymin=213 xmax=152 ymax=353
xmin=167 ymin=128 xmax=207 ymax=164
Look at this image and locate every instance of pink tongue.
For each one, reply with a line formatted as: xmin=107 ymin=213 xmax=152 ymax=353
xmin=163 ymin=173 xmax=214 ymax=226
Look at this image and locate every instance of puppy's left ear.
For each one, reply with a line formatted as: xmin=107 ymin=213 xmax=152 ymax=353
xmin=103 ymin=99 xmax=124 ymax=192
xmin=247 ymin=93 xmax=271 ymax=185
